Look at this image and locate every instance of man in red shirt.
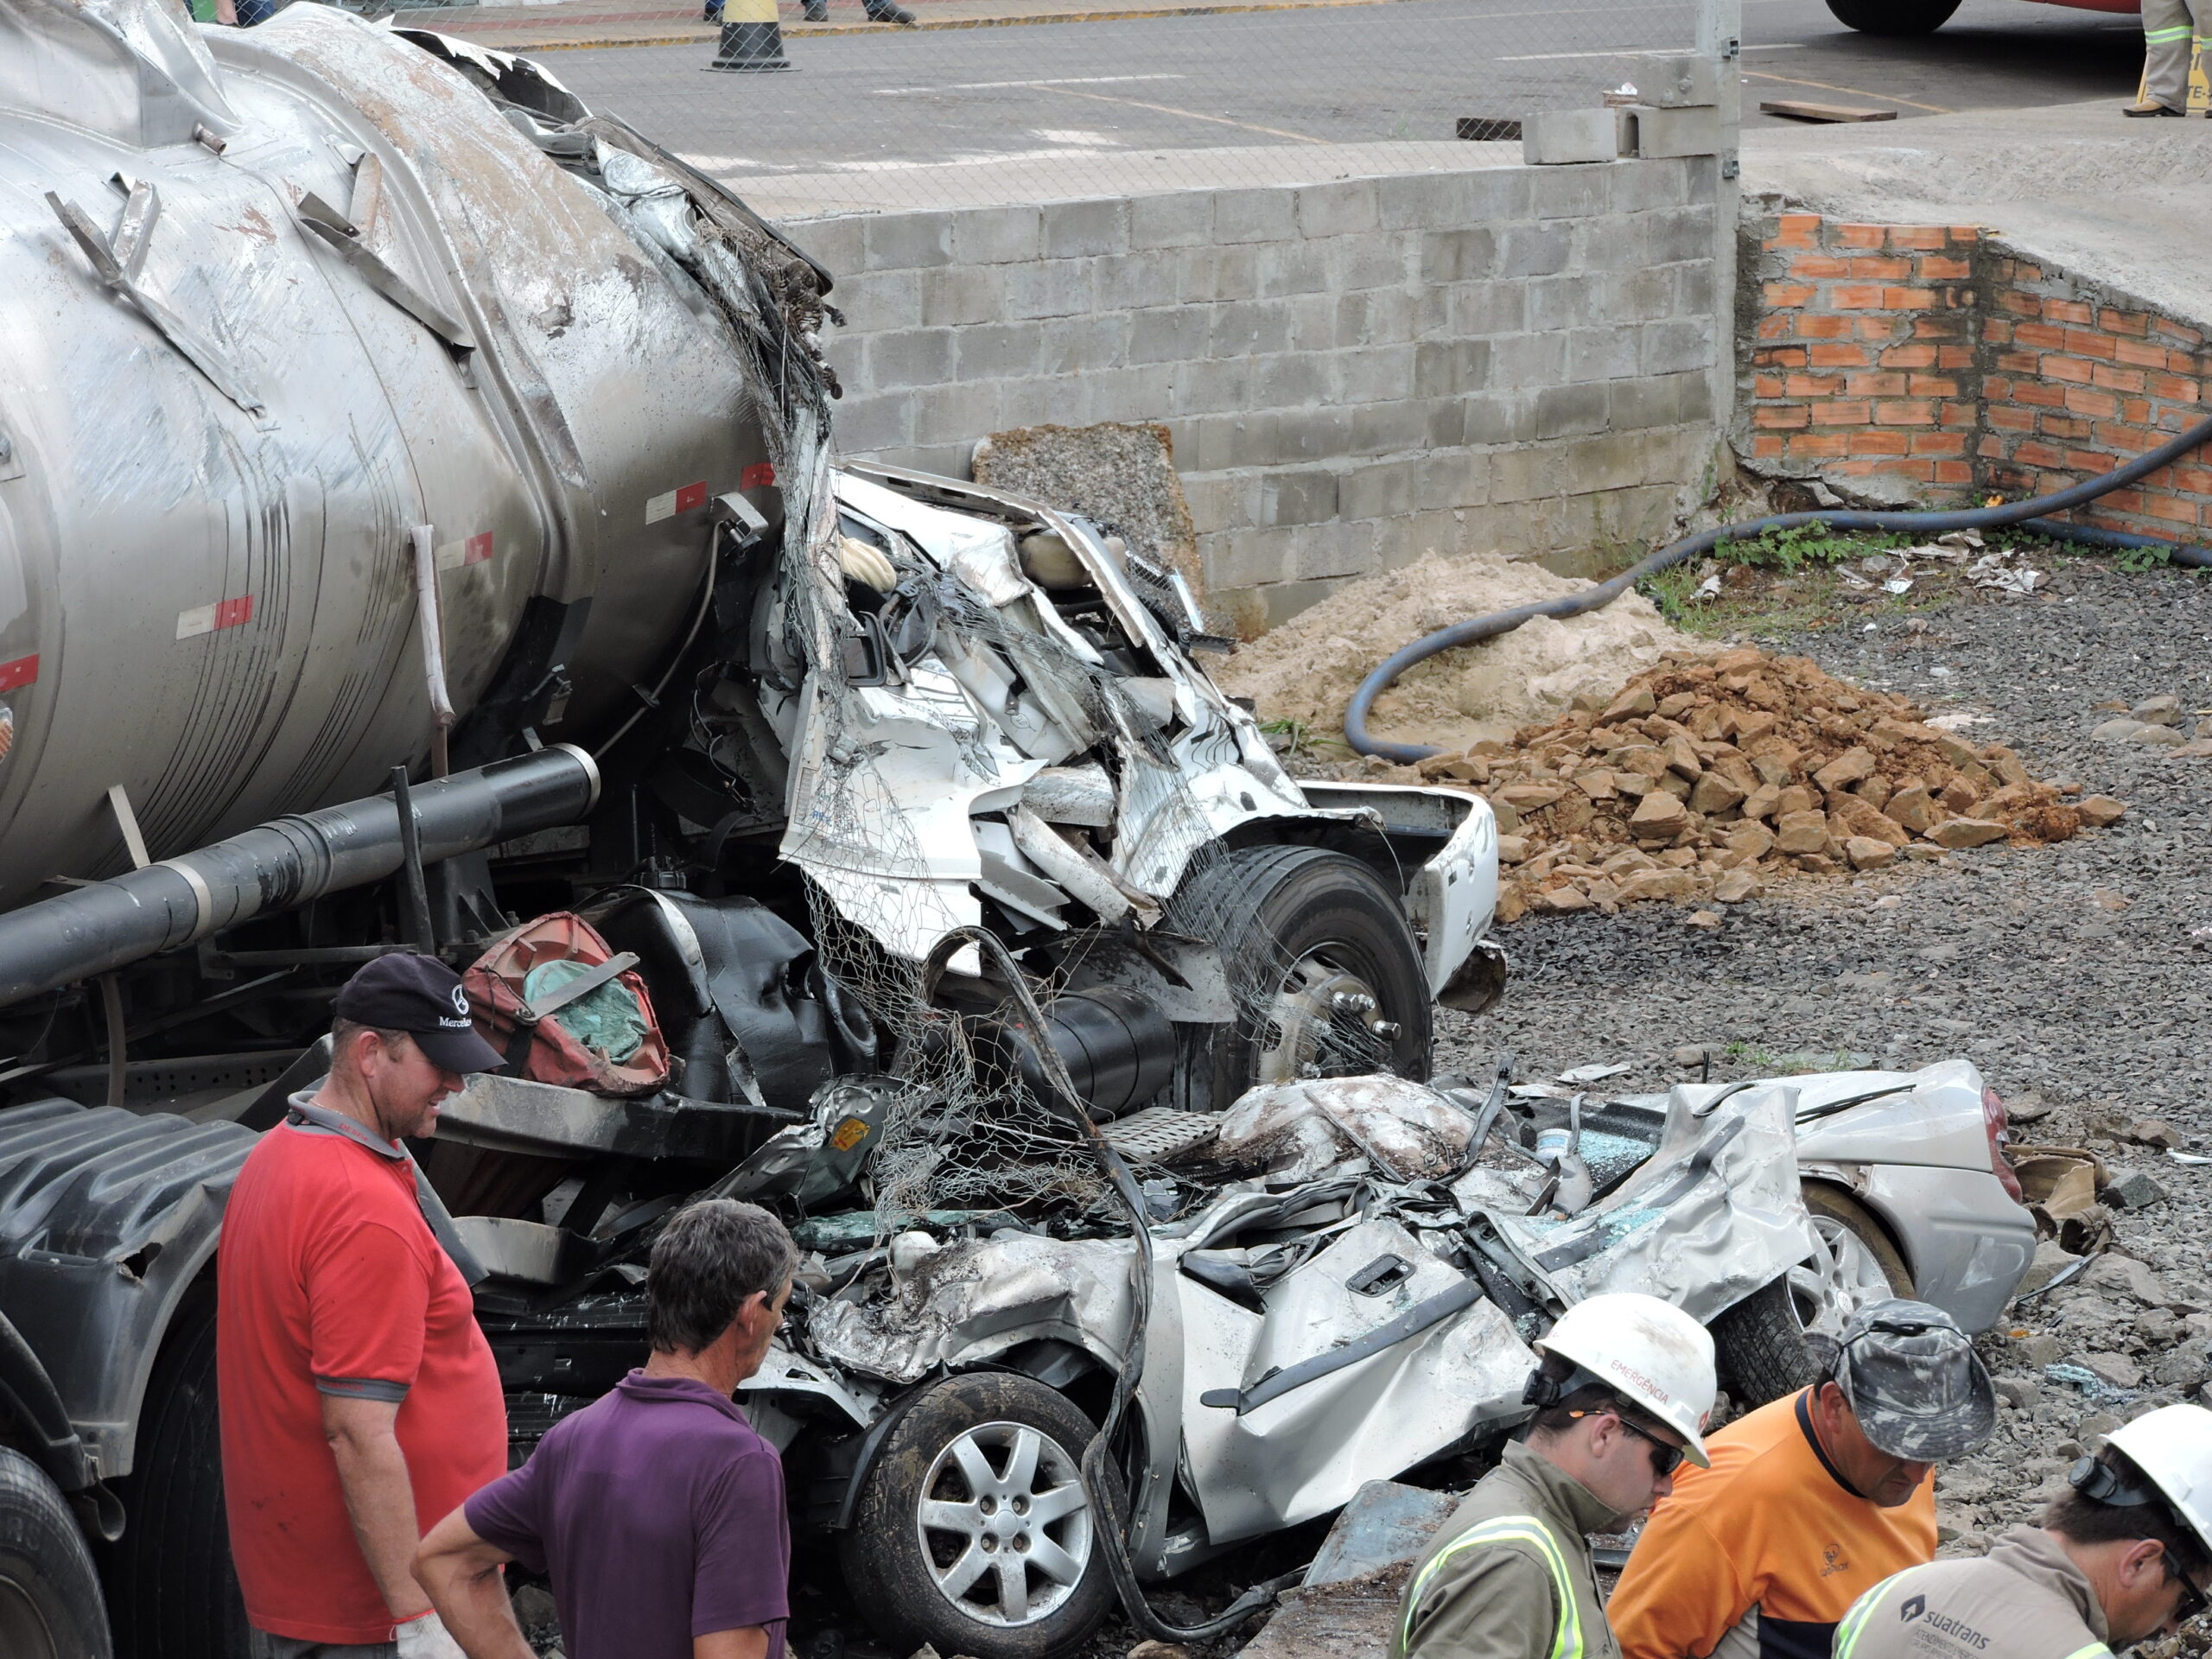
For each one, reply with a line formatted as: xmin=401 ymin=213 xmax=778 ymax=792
xmin=219 ymin=954 xmax=510 ymax=1659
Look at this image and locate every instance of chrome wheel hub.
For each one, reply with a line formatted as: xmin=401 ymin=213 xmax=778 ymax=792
xmin=917 ymin=1421 xmax=1093 ymax=1628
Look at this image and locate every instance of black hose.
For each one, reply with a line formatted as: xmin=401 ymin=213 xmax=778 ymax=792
xmin=1345 ymin=410 xmax=2212 ymax=762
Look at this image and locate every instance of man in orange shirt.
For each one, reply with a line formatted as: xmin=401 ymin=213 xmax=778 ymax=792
xmin=1608 ymin=1300 xmax=1995 ymax=1659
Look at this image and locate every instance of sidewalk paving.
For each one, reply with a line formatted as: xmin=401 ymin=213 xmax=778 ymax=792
xmin=1741 ymin=99 xmax=2212 ymax=333
xmin=390 ymin=0 xmax=1405 ymax=52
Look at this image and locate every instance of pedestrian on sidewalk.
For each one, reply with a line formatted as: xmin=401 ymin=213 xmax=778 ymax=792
xmin=1608 ymin=1299 xmax=1997 ymax=1659
xmin=703 ymin=0 xmax=915 ymax=27
xmin=2126 ymin=0 xmax=2200 ymax=116
xmin=1831 ymin=1402 xmax=2212 ymax=1659
xmin=413 ymin=1198 xmax=799 ymax=1659
xmin=1393 ymin=1293 xmax=1717 ymax=1659
xmin=218 ymin=955 xmax=511 ymax=1659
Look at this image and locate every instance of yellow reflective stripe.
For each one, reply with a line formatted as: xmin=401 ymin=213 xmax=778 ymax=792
xmin=2148 ymin=24 xmax=2196 ymax=38
xmin=1832 ymin=1573 xmax=1904 ymax=1659
xmin=2059 ymin=1646 xmax=2113 ymax=1659
xmin=1399 ymin=1516 xmax=1582 ymax=1659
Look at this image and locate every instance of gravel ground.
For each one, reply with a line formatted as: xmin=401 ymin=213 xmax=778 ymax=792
xmin=1425 ymin=551 xmax=2212 ymax=1617
xmin=1434 ymin=555 xmax=2212 ymax=1122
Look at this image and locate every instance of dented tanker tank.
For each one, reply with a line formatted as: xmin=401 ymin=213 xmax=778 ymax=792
xmin=0 ymin=0 xmax=782 ymax=905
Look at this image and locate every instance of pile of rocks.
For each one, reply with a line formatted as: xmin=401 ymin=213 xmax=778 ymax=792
xmin=1413 ymin=645 xmax=2127 ymax=921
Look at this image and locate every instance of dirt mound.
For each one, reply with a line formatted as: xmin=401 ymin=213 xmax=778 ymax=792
xmin=1219 ymin=552 xmax=1694 ymax=750
xmin=1416 ymin=645 xmax=2127 ymax=921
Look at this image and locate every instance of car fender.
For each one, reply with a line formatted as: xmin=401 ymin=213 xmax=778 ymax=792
xmin=1294 ymin=783 xmax=1500 ymax=997
xmin=0 ymin=1101 xmax=254 ymax=1478
xmin=1801 ymin=1159 xmax=2034 ymax=1333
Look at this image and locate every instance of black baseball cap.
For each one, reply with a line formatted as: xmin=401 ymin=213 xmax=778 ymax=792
xmin=333 ymin=954 xmax=505 ymax=1074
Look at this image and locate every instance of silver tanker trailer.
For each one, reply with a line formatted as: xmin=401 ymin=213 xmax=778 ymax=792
xmin=0 ymin=3 xmax=1503 ymax=1654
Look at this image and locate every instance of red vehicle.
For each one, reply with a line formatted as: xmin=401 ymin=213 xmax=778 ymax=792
xmin=1828 ymin=0 xmax=2138 ymax=33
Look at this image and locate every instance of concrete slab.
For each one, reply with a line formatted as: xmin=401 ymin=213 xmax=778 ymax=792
xmin=703 ymin=139 xmax=1516 ymax=219
xmin=1235 ymin=1481 xmax=1462 ymax=1659
xmin=1740 ymin=99 xmax=2212 ymax=326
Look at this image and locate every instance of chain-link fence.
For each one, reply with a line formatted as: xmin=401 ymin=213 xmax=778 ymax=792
xmin=359 ymin=0 xmax=1715 ymax=213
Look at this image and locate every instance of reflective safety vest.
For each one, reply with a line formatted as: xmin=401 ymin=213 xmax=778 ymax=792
xmin=1832 ymin=1571 xmax=2111 ymax=1659
xmin=1400 ymin=1514 xmax=1586 ymax=1659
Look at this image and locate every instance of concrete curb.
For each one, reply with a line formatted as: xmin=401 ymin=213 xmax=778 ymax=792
xmin=403 ymin=0 xmax=1407 ymax=51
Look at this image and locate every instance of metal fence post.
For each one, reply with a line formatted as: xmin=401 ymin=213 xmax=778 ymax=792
xmin=1700 ymin=0 xmax=1745 ymax=454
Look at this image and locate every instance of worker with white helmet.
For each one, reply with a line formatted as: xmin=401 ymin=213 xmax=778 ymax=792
xmin=1611 ymin=1299 xmax=1996 ymax=1659
xmin=1831 ymin=1402 xmax=2212 ymax=1659
xmin=1393 ymin=1292 xmax=1717 ymax=1659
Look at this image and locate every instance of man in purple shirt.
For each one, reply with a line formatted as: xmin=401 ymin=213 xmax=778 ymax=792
xmin=414 ymin=1199 xmax=798 ymax=1659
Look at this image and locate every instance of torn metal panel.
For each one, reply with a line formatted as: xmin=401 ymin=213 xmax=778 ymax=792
xmin=1486 ymin=1084 xmax=1815 ymax=1326
xmin=806 ymin=1232 xmax=1139 ymax=1385
xmin=1180 ymin=1271 xmax=1533 ymax=1543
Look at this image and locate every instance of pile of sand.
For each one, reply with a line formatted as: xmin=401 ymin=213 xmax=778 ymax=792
xmin=1219 ymin=552 xmax=1692 ymax=750
xmin=1423 ymin=645 xmax=2127 ymax=921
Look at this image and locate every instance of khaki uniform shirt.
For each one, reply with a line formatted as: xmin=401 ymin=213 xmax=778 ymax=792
xmin=1832 ymin=1527 xmax=2113 ymax=1659
xmin=1394 ymin=1440 xmax=1629 ymax=1659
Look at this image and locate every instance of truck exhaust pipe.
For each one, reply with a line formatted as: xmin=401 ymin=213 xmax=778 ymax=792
xmin=0 ymin=746 xmax=600 ymax=1009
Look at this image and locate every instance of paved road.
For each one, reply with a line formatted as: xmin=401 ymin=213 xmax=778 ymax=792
xmin=543 ymin=0 xmax=2148 ymax=186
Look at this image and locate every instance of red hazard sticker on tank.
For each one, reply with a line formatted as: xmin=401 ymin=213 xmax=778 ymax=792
xmin=0 ymin=655 xmax=36 ymax=693
xmin=436 ymin=531 xmax=495 ymax=571
xmin=176 ymin=596 xmax=254 ymax=639
xmin=645 ymin=482 xmax=710 ymax=524
xmin=741 ymin=462 xmax=775 ymax=490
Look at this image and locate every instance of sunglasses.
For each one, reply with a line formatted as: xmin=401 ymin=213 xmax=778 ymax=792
xmin=1566 ymin=1408 xmax=1688 ymax=1477
xmin=2164 ymin=1558 xmax=2209 ymax=1627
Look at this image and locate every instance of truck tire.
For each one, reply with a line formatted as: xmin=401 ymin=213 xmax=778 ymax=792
xmin=102 ymin=1288 xmax=248 ymax=1659
xmin=840 ymin=1374 xmax=1120 ymax=1659
xmin=1710 ymin=1278 xmax=1821 ymax=1408
xmin=1165 ymin=845 xmax=1432 ymax=1113
xmin=0 ymin=1445 xmax=111 ymax=1659
xmin=1823 ymin=0 xmax=1961 ymax=33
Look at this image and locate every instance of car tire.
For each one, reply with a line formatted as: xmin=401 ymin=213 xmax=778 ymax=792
xmin=1710 ymin=1278 xmax=1821 ymax=1408
xmin=0 ymin=1445 xmax=111 ymax=1659
xmin=101 ymin=1287 xmax=250 ymax=1659
xmin=1164 ymin=844 xmax=1432 ymax=1113
xmin=1800 ymin=1184 xmax=1913 ymax=1307
xmin=841 ymin=1374 xmax=1122 ymax=1659
xmin=1823 ymin=0 xmax=1961 ymax=34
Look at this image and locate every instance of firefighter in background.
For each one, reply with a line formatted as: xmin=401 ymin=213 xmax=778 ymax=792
xmin=2127 ymin=0 xmax=2202 ymax=116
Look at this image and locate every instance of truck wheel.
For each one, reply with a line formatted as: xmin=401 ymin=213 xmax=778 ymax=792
xmin=840 ymin=1375 xmax=1120 ymax=1659
xmin=1823 ymin=0 xmax=1961 ymax=33
xmin=0 ymin=1446 xmax=111 ymax=1659
xmin=1710 ymin=1278 xmax=1821 ymax=1408
xmin=1165 ymin=845 xmax=1432 ymax=1113
xmin=102 ymin=1288 xmax=248 ymax=1659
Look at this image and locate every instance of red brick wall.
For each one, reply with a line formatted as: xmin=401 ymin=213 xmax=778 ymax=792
xmin=1742 ymin=207 xmax=2212 ymax=543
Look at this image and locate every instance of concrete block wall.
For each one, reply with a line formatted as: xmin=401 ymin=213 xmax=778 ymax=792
xmin=1741 ymin=205 xmax=2212 ymax=539
xmin=786 ymin=156 xmax=1728 ymax=632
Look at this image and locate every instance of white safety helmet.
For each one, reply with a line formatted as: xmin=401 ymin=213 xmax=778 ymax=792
xmin=2099 ymin=1403 xmax=2212 ymax=1555
xmin=1533 ymin=1292 xmax=1719 ymax=1468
